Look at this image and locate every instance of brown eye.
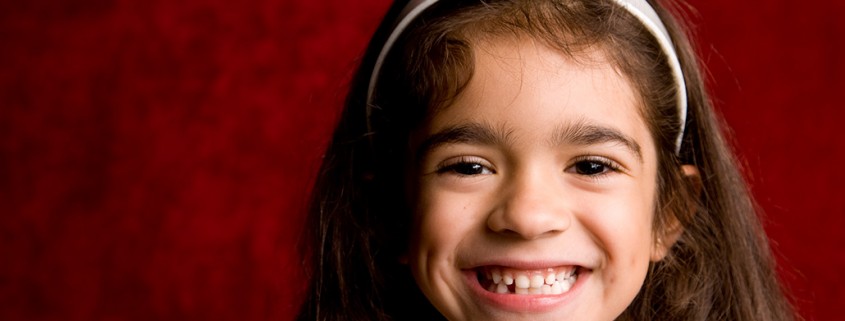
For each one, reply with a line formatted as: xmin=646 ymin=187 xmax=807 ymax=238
xmin=567 ymin=156 xmax=621 ymax=177
xmin=454 ymin=163 xmax=484 ymax=175
xmin=439 ymin=162 xmax=493 ymax=176
xmin=436 ymin=156 xmax=495 ymax=176
xmin=574 ymin=160 xmax=608 ymax=175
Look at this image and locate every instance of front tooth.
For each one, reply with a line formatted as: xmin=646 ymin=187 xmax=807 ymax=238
xmin=541 ymin=284 xmax=552 ymax=294
xmin=503 ymin=273 xmax=514 ymax=285
xmin=530 ymin=274 xmax=544 ymax=288
xmin=528 ymin=287 xmax=542 ymax=294
xmin=515 ymin=274 xmax=530 ymax=289
xmin=496 ymin=282 xmax=508 ymax=294
xmin=545 ymin=273 xmax=555 ymax=285
xmin=488 ymin=283 xmax=497 ymax=292
xmin=515 ymin=287 xmax=528 ymax=294
xmin=492 ymin=269 xmax=502 ymax=284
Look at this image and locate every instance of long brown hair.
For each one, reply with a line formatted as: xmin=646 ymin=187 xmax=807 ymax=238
xmin=297 ymin=1 xmax=796 ymax=320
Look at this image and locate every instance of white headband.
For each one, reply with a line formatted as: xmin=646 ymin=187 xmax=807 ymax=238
xmin=367 ymin=0 xmax=687 ymax=152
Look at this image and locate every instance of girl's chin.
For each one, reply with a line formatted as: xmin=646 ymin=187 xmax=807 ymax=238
xmin=458 ymin=265 xmax=591 ymax=314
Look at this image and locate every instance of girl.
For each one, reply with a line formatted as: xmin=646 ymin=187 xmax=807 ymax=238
xmin=298 ymin=0 xmax=796 ymax=320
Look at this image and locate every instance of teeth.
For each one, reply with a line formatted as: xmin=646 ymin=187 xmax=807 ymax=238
xmin=559 ymin=279 xmax=572 ymax=292
xmin=545 ymin=273 xmax=555 ymax=285
xmin=503 ymin=273 xmax=514 ymax=285
xmin=496 ymin=282 xmax=509 ymax=294
xmin=530 ymin=274 xmax=544 ymax=288
xmin=550 ymin=281 xmax=562 ymax=294
xmin=556 ymin=272 xmax=568 ymax=282
xmin=515 ymin=274 xmax=530 ymax=289
xmin=489 ymin=269 xmax=574 ymax=285
xmin=480 ymin=266 xmax=580 ymax=295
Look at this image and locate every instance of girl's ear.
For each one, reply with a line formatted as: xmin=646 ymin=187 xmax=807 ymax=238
xmin=651 ymin=165 xmax=701 ymax=261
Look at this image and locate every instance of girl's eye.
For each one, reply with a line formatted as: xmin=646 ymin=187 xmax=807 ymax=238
xmin=436 ymin=158 xmax=495 ymax=176
xmin=574 ymin=161 xmax=608 ymax=175
xmin=568 ymin=157 xmax=620 ymax=176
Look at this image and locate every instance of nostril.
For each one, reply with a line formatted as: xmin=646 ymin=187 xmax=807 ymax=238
xmin=487 ymin=223 xmax=566 ymax=241
xmin=486 ymin=190 xmax=572 ymax=240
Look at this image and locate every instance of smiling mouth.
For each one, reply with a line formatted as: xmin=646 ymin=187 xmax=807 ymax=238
xmin=476 ymin=266 xmax=581 ymax=295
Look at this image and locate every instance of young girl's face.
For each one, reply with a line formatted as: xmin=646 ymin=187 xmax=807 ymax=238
xmin=408 ymin=36 xmax=668 ymax=320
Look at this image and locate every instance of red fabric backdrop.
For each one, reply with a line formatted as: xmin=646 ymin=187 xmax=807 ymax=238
xmin=1 ymin=0 xmax=842 ymax=320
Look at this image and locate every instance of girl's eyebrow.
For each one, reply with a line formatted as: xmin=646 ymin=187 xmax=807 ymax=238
xmin=551 ymin=120 xmax=643 ymax=162
xmin=416 ymin=122 xmax=509 ymax=160
xmin=416 ymin=120 xmax=643 ymax=163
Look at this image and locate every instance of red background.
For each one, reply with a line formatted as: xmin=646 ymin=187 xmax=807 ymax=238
xmin=1 ymin=0 xmax=842 ymax=320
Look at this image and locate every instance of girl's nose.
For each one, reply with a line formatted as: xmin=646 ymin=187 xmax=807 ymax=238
xmin=486 ymin=171 xmax=572 ymax=240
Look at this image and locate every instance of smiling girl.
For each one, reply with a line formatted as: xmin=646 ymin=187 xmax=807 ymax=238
xmin=297 ymin=0 xmax=795 ymax=320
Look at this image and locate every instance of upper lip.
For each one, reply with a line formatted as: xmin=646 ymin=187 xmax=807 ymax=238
xmin=462 ymin=259 xmax=591 ymax=271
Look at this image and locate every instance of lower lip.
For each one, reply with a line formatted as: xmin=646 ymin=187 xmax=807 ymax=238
xmin=463 ymin=269 xmax=588 ymax=313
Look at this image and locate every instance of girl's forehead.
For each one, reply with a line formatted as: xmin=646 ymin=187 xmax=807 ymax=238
xmin=472 ymin=36 xmax=629 ymax=93
xmin=433 ymin=33 xmax=647 ymax=121
xmin=456 ymin=36 xmax=640 ymax=122
xmin=417 ymin=35 xmax=655 ymax=162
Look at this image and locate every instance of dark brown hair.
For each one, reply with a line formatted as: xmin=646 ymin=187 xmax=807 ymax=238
xmin=297 ymin=1 xmax=796 ymax=320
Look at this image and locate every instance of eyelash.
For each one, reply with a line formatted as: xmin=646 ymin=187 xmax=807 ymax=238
xmin=434 ymin=156 xmax=622 ymax=179
xmin=435 ymin=156 xmax=495 ymax=176
xmin=566 ymin=155 xmax=622 ymax=178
